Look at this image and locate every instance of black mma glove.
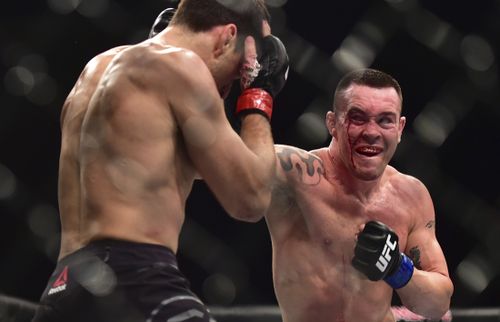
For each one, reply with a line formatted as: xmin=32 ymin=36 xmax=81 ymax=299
xmin=149 ymin=8 xmax=176 ymax=38
xmin=352 ymin=221 xmax=414 ymax=289
xmin=236 ymin=35 xmax=289 ymax=120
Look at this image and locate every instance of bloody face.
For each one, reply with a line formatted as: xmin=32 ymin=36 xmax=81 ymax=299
xmin=334 ymin=84 xmax=405 ymax=180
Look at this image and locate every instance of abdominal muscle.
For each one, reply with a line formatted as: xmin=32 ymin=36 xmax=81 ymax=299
xmin=272 ymin=242 xmax=395 ymax=322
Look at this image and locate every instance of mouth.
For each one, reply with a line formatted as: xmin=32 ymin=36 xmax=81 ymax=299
xmin=354 ymin=145 xmax=383 ymax=157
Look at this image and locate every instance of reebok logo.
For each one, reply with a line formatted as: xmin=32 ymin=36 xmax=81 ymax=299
xmin=48 ymin=284 xmax=66 ymax=295
xmin=376 ymin=235 xmax=397 ymax=272
xmin=48 ymin=266 xmax=68 ymax=295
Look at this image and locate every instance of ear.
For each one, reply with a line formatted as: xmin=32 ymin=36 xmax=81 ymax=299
xmin=326 ymin=111 xmax=337 ymax=139
xmin=397 ymin=116 xmax=406 ymax=143
xmin=262 ymin=20 xmax=271 ymax=36
xmin=214 ymin=24 xmax=237 ymax=58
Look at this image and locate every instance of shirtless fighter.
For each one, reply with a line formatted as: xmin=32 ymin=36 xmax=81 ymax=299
xmin=265 ymin=69 xmax=453 ymax=322
xmin=32 ymin=1 xmax=288 ymax=321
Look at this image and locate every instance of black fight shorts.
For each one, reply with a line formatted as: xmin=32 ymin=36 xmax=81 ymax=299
xmin=32 ymin=238 xmax=215 ymax=322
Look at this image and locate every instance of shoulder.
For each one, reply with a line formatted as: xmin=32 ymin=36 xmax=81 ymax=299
xmin=61 ymin=46 xmax=131 ymax=126
xmin=386 ymin=166 xmax=435 ymax=226
xmin=274 ymin=145 xmax=326 ymax=186
xmin=120 ymin=42 xmax=217 ymax=102
xmin=275 ymin=145 xmax=325 ymax=168
xmin=275 ymin=144 xmax=314 ymax=156
xmin=387 ymin=166 xmax=431 ymax=200
xmin=74 ymin=45 xmax=130 ymax=90
xmin=126 ymin=42 xmax=209 ymax=80
xmin=84 ymin=46 xmax=130 ymax=75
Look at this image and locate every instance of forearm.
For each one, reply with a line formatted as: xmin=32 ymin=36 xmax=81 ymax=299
xmin=223 ymin=33 xmax=287 ymax=221
xmin=396 ymin=269 xmax=453 ymax=320
xmin=352 ymin=221 xmax=453 ymax=320
xmin=226 ymin=113 xmax=275 ymax=221
xmin=239 ymin=114 xmax=276 ymax=174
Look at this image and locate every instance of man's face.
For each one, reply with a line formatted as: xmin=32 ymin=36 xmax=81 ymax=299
xmin=333 ymin=84 xmax=406 ymax=180
xmin=213 ymin=21 xmax=269 ymax=99
xmin=211 ymin=44 xmax=241 ymax=99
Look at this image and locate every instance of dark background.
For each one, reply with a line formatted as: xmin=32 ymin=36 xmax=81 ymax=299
xmin=1 ymin=0 xmax=499 ymax=309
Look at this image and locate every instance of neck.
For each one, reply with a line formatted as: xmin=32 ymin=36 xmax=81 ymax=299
xmin=154 ymin=25 xmax=213 ymax=61
xmin=326 ymin=140 xmax=383 ymax=203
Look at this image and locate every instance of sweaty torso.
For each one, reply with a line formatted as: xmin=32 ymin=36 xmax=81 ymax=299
xmin=58 ymin=42 xmax=197 ymax=258
xmin=267 ymin=146 xmax=415 ymax=322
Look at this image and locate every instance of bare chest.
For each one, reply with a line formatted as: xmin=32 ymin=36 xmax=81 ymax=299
xmin=290 ymin=181 xmax=411 ymax=255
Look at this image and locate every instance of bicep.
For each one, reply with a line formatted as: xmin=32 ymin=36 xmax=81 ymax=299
xmin=166 ymin=53 xmax=233 ymax=146
xmin=168 ymin=58 xmax=258 ymax=180
xmin=406 ymin=227 xmax=448 ymax=274
xmin=405 ymin=184 xmax=449 ymax=276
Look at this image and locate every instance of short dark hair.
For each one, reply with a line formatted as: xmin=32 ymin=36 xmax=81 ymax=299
xmin=333 ymin=68 xmax=403 ymax=113
xmin=171 ymin=0 xmax=270 ymax=54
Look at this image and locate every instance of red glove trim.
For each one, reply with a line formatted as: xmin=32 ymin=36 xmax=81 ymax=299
xmin=236 ymin=88 xmax=273 ymax=120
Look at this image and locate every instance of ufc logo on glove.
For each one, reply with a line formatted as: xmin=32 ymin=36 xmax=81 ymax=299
xmin=352 ymin=221 xmax=414 ymax=289
xmin=376 ymin=234 xmax=398 ymax=272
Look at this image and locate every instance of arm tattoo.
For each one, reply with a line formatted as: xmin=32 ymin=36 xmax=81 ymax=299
xmin=277 ymin=148 xmax=324 ymax=185
xmin=409 ymin=246 xmax=422 ymax=270
xmin=425 ymin=220 xmax=435 ymax=229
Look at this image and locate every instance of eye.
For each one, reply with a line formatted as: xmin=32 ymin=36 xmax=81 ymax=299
xmin=378 ymin=116 xmax=396 ymax=128
xmin=347 ymin=112 xmax=367 ymax=125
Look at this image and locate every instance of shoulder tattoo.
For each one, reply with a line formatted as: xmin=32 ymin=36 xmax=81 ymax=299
xmin=277 ymin=147 xmax=324 ymax=185
xmin=409 ymin=246 xmax=422 ymax=270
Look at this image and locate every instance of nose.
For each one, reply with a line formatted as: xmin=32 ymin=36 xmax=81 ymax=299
xmin=361 ymin=120 xmax=381 ymax=143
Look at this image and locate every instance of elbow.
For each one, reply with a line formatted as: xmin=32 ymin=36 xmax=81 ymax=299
xmin=431 ymin=283 xmax=453 ymax=320
xmin=405 ymin=302 xmax=450 ymax=322
xmin=220 ymin=165 xmax=274 ymax=222
xmin=226 ymin=187 xmax=271 ymax=223
xmin=233 ymin=211 xmax=265 ymax=223
xmin=423 ymin=303 xmax=451 ymax=322
xmin=410 ymin=281 xmax=453 ymax=320
xmin=430 ymin=280 xmax=453 ymax=319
